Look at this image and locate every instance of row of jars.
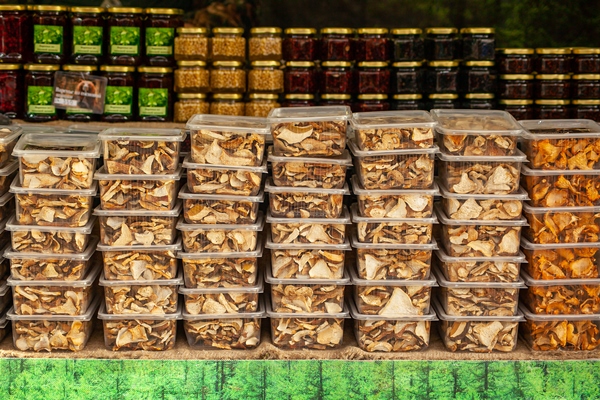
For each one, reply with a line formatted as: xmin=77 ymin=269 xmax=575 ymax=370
xmin=497 ymin=74 xmax=600 ymax=100
xmin=497 ymin=48 xmax=600 ymax=74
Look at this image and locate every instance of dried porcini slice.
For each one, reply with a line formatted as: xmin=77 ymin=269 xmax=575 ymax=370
xmin=443 ymin=162 xmax=521 ymax=195
xmin=523 ymin=284 xmax=600 ymax=315
xmin=182 ymin=257 xmax=258 ymax=288
xmin=356 ymin=248 xmax=432 ymax=280
xmin=522 ymin=246 xmax=600 ymax=280
xmin=183 ymin=292 xmax=259 ymax=315
xmin=357 ymin=221 xmax=433 ymax=244
xmin=270 ymin=249 xmax=345 ymax=279
xmin=98 ymin=176 xmax=178 ymax=211
xmin=442 ymin=287 xmax=519 ymax=316
xmin=356 ymin=152 xmax=435 ymax=190
xmin=524 ymin=208 xmax=600 ymax=244
xmin=441 ymin=320 xmax=519 ymax=352
xmin=20 ymin=156 xmax=95 ymax=190
xmin=270 ymin=222 xmax=347 ymax=245
xmin=104 ymin=283 xmax=179 ymax=314
xmin=16 ymin=192 xmax=93 ymax=227
xmin=13 ymin=285 xmax=91 ymax=316
xmin=355 ymin=285 xmax=431 ymax=316
xmin=183 ymin=198 xmax=258 ymax=225
xmin=355 ymin=319 xmax=430 ymax=352
xmin=104 ymin=140 xmax=179 ymax=175
xmin=101 ymin=249 xmax=178 ymax=281
xmin=271 ymin=160 xmax=348 ymax=189
xmin=524 ymin=137 xmax=600 ymax=170
xmin=99 ymin=214 xmax=177 ymax=246
xmin=13 ymin=319 xmax=92 ymax=352
xmin=187 ymin=166 xmax=263 ymax=196
xmin=271 ymin=317 xmax=345 ymax=349
xmin=272 ymin=121 xmax=347 ymax=157
xmin=522 ymin=319 xmax=600 ymax=351
xmin=442 ymin=224 xmax=522 ymax=257
xmin=271 ymin=283 xmax=345 ymax=314
xmin=104 ymin=319 xmax=177 ymax=351
xmin=191 ymin=130 xmax=266 ymax=167
xmin=523 ymin=172 xmax=600 ymax=207
xmin=184 ymin=317 xmax=261 ymax=349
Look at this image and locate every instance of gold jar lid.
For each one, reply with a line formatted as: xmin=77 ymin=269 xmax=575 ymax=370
xmin=426 ymin=27 xmax=458 ymax=35
xmin=357 ymin=28 xmax=388 ymax=35
xmin=358 ymin=94 xmax=388 ymax=100
xmin=573 ymin=99 xmax=600 ymax=105
xmin=0 ymin=64 xmax=21 ymax=71
xmin=213 ymin=93 xmax=243 ymax=100
xmin=249 ymin=93 xmax=279 ymax=100
xmin=250 ymin=27 xmax=282 ymax=35
xmin=251 ymin=61 xmax=281 ymax=68
xmin=320 ymin=28 xmax=354 ymax=35
xmin=535 ymin=99 xmax=571 ymax=105
xmin=429 ymin=93 xmax=459 ymax=100
xmin=107 ymin=7 xmax=144 ymax=14
xmin=70 ymin=7 xmax=105 ymax=13
xmin=464 ymin=93 xmax=495 ymax=99
xmin=393 ymin=94 xmax=423 ymax=100
xmin=145 ymin=8 xmax=184 ymax=15
xmin=536 ymin=48 xmax=571 ymax=55
xmin=321 ymin=94 xmax=352 ymax=100
xmin=572 ymin=74 xmax=600 ymax=80
xmin=100 ymin=65 xmax=135 ymax=72
xmin=177 ymin=60 xmax=207 ymax=67
xmin=321 ymin=61 xmax=352 ymax=68
xmin=358 ymin=61 xmax=389 ymax=68
xmin=464 ymin=60 xmax=495 ymax=67
xmin=177 ymin=27 xmax=208 ymax=35
xmin=138 ymin=67 xmax=173 ymax=73
xmin=496 ymin=48 xmax=534 ymax=55
xmin=0 ymin=5 xmax=26 ymax=11
xmin=24 ymin=64 xmax=60 ymax=71
xmin=392 ymin=61 xmax=423 ymax=68
xmin=499 ymin=99 xmax=534 ymax=105
xmin=285 ymin=28 xmax=316 ymax=35
xmin=390 ymin=28 xmax=422 ymax=35
xmin=178 ymin=93 xmax=207 ymax=99
xmin=213 ymin=27 xmax=244 ymax=35
xmin=63 ymin=65 xmax=97 ymax=72
xmin=573 ymin=48 xmax=600 ymax=55
xmin=28 ymin=5 xmax=68 ymax=12
xmin=213 ymin=61 xmax=244 ymax=68
xmin=500 ymin=74 xmax=534 ymax=80
xmin=460 ymin=27 xmax=495 ymax=34
xmin=286 ymin=61 xmax=315 ymax=68
xmin=429 ymin=61 xmax=460 ymax=67
xmin=285 ymin=94 xmax=314 ymax=100
xmin=535 ymin=74 xmax=571 ymax=80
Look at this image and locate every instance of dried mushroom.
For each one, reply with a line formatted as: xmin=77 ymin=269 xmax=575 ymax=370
xmin=356 ymin=126 xmax=434 ymax=151
xmin=104 ymin=319 xmax=176 ymax=351
xmin=357 ymin=222 xmax=432 ymax=244
xmin=14 ymin=320 xmax=92 ymax=352
xmin=104 ymin=284 xmax=178 ymax=314
xmin=99 ymin=178 xmax=177 ymax=211
xmin=184 ymin=292 xmax=258 ymax=315
xmin=442 ymin=260 xmax=520 ymax=283
xmin=104 ymin=140 xmax=178 ymax=175
xmin=100 ymin=216 xmax=176 ymax=246
xmin=443 ymin=135 xmax=517 ymax=156
xmin=181 ymin=228 xmax=257 ymax=253
xmin=270 ymin=191 xmax=344 ymax=219
xmin=191 ymin=131 xmax=265 ymax=166
xmin=184 ymin=318 xmax=261 ymax=349
xmin=13 ymin=286 xmax=89 ymax=316
xmin=272 ymin=121 xmax=346 ymax=157
xmin=182 ymin=257 xmax=257 ymax=288
xmin=102 ymin=250 xmax=178 ymax=281
xmin=523 ymin=174 xmax=600 ymax=207
xmin=522 ymin=320 xmax=600 ymax=351
xmin=10 ymin=258 xmax=89 ymax=281
xmin=271 ymin=284 xmax=345 ymax=314
xmin=523 ymin=285 xmax=600 ymax=314
xmin=443 ymin=225 xmax=521 ymax=257
xmin=271 ymin=317 xmax=344 ymax=349
xmin=270 ymin=222 xmax=346 ymax=245
xmin=444 ymin=163 xmax=521 ymax=195
xmin=441 ymin=320 xmax=518 ymax=352
xmin=357 ymin=248 xmax=431 ymax=280
xmin=184 ymin=199 xmax=258 ymax=224
xmin=356 ymin=286 xmax=430 ymax=316
xmin=442 ymin=197 xmax=523 ymax=221
xmin=358 ymin=194 xmax=433 ymax=219
xmin=525 ymin=137 xmax=600 ymax=170
xmin=357 ymin=153 xmax=434 ymax=190
xmin=525 ymin=210 xmax=600 ymax=244
xmin=12 ymin=230 xmax=88 ymax=254
xmin=355 ymin=320 xmax=430 ymax=352
xmin=20 ymin=156 xmax=94 ymax=189
xmin=443 ymin=287 xmax=519 ymax=316
xmin=187 ymin=167 xmax=262 ymax=196
xmin=271 ymin=249 xmax=345 ymax=279
xmin=272 ymin=161 xmax=346 ymax=189
xmin=16 ymin=193 xmax=92 ymax=227
xmin=523 ymin=247 xmax=599 ymax=280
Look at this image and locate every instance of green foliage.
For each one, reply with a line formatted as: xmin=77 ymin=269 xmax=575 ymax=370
xmin=110 ymin=27 xmax=140 ymax=46
xmin=34 ymin=25 xmax=63 ymax=45
xmin=73 ymin=26 xmax=103 ymax=46
xmin=146 ymin=28 xmax=175 ymax=47
xmin=106 ymin=86 xmax=133 ymax=106
xmin=139 ymin=88 xmax=168 ymax=107
xmin=28 ymin=86 xmax=53 ymax=106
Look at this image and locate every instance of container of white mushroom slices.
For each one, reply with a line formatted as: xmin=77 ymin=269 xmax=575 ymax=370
xmin=98 ymin=128 xmax=185 ymax=175
xmin=521 ymin=203 xmax=600 ymax=244
xmin=0 ymin=190 xmax=14 ymax=222
xmin=434 ymin=247 xmax=526 ymax=283
xmin=7 ymin=295 xmax=100 ymax=352
xmin=0 ymin=160 xmax=18 ymax=197
xmin=0 ymin=125 xmax=22 ymax=169
xmin=266 ymin=207 xmax=351 ymax=245
xmin=97 ymin=302 xmax=182 ymax=351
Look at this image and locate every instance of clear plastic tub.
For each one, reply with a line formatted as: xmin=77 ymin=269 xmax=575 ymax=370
xmin=0 ymin=252 xmax=8 ymax=281
xmin=0 ymin=125 xmax=22 ymax=169
xmin=0 ymin=313 xmax=8 ymax=344
xmin=178 ymin=213 xmax=264 ymax=253
xmin=350 ymin=110 xmax=436 ymax=151
xmin=7 ymin=296 xmax=100 ymax=352
xmin=349 ymin=140 xmax=437 ymax=190
xmin=266 ymin=178 xmax=349 ymax=219
xmin=267 ymin=207 xmax=351 ymax=245
xmin=98 ymin=128 xmax=185 ymax=175
xmin=0 ymin=160 xmax=19 ymax=197
xmin=268 ymin=105 xmax=351 ymax=157
xmin=522 ymin=203 xmax=600 ymax=244
xmin=95 ymin=203 xmax=181 ymax=246
xmin=13 ymin=133 xmax=101 ymax=190
xmin=0 ymin=191 xmax=14 ymax=222
xmin=519 ymin=119 xmax=600 ymax=170
xmin=186 ymin=114 xmax=270 ymax=167
xmin=0 ymin=281 xmax=10 ymax=314
xmin=179 ymin=277 xmax=263 ymax=315
xmin=179 ymin=186 xmax=263 ymax=225
xmin=435 ymin=247 xmax=525 ymax=283
xmin=95 ymin=166 xmax=182 ymax=211
xmin=7 ymin=263 xmax=100 ymax=316
xmin=431 ymin=109 xmax=522 ymax=156
xmin=184 ymin=156 xmax=267 ymax=196
xmin=98 ymin=302 xmax=181 ymax=351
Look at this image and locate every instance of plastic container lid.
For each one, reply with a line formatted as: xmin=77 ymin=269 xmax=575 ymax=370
xmin=265 ymin=178 xmax=350 ymax=195
xmin=97 ymin=302 xmax=182 ymax=321
xmin=351 ymin=203 xmax=438 ymax=225
xmin=520 ymin=269 xmax=600 ymax=287
xmin=348 ymin=297 xmax=438 ymax=321
xmin=437 ymin=148 xmax=528 ymax=162
xmin=265 ymin=264 xmax=351 ymax=286
xmin=66 ymin=125 xmax=109 ymax=134
xmin=519 ymin=304 xmax=600 ymax=321
xmin=521 ymin=164 xmax=600 ymax=176
xmin=433 ymin=297 xmax=524 ymax=322
xmin=0 ymin=192 xmax=13 ymax=208
xmin=519 ymin=119 xmax=600 ymax=140
xmin=98 ymin=127 xmax=186 ymax=142
xmin=186 ymin=114 xmax=270 ymax=135
xmin=176 ymin=211 xmax=265 ymax=232
xmin=348 ymin=139 xmax=440 ymax=157
xmin=97 ymin=237 xmax=182 ymax=253
xmin=7 ymin=262 xmax=101 ymax=288
xmin=0 ymin=125 xmax=22 ymax=145
xmin=93 ymin=201 xmax=182 ymax=217
xmin=433 ymin=266 xmax=526 ymax=289
xmin=431 ymin=109 xmax=522 ymax=136
xmin=7 ymin=295 xmax=101 ymax=322
xmin=182 ymin=155 xmax=268 ymax=174
xmin=350 ymin=110 xmax=436 ymax=130
xmin=12 ymin=133 xmax=101 ymax=158
xmin=351 ymin=233 xmax=439 ymax=251
xmin=99 ymin=269 xmax=183 ymax=287
xmin=17 ymin=125 xmax=62 ymax=134
xmin=266 ymin=297 xmax=350 ymax=319
xmin=0 ymin=159 xmax=18 ymax=177
xmin=267 ymin=105 xmax=352 ymax=123
xmin=178 ymin=185 xmax=264 ymax=203
xmin=351 ymin=175 xmax=440 ymax=197
xmin=520 ymin=236 xmax=600 ymax=250
xmin=266 ymin=206 xmax=351 ymax=225
xmin=522 ymin=202 xmax=600 ymax=215
xmin=5 ymin=214 xmax=96 ymax=234
xmin=435 ymin=246 xmax=526 ymax=264
xmin=10 ymin=176 xmax=98 ymax=196
xmin=267 ymin=146 xmax=352 ymax=166
xmin=266 ymin=232 xmax=351 ymax=251
xmin=183 ymin=298 xmax=266 ymax=320
xmin=177 ymin=238 xmax=264 ymax=259
xmin=349 ymin=264 xmax=437 ymax=287
xmin=94 ymin=165 xmax=183 ymax=181
xmin=435 ymin=204 xmax=528 ymax=227
xmin=437 ymin=178 xmax=529 ymax=200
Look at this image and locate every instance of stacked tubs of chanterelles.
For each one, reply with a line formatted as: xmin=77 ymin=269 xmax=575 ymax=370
xmin=431 ymin=109 xmax=529 ymax=353
xmin=263 ymin=106 xmax=352 ymax=350
xmin=517 ymin=119 xmax=600 ymax=352
xmin=346 ymin=110 xmax=439 ymax=352
xmin=5 ymin=133 xmax=101 ymax=352
xmin=180 ymin=115 xmax=268 ymax=350
xmin=94 ymin=128 xmax=185 ymax=351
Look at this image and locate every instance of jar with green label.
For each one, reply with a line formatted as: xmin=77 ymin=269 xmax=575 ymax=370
xmin=174 ymin=93 xmax=209 ymax=122
xmin=24 ymin=64 xmax=60 ymax=122
xmin=101 ymin=65 xmax=135 ymax=122
xmin=137 ymin=66 xmax=173 ymax=121
xmin=210 ymin=93 xmax=245 ymax=116
xmin=106 ymin=7 xmax=144 ymax=66
xmin=30 ymin=5 xmax=69 ymax=64
xmin=70 ymin=7 xmax=105 ymax=65
xmin=144 ymin=8 xmax=183 ymax=67
xmin=61 ymin=64 xmax=100 ymax=122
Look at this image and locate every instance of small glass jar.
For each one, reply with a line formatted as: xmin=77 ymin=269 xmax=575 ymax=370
xmin=0 ymin=5 xmax=30 ymax=63
xmin=30 ymin=5 xmax=69 ymax=64
xmin=23 ymin=64 xmax=60 ymax=122
xmin=573 ymin=99 xmax=600 ymax=121
xmin=573 ymin=48 xmax=600 ymax=74
xmin=137 ymin=66 xmax=173 ymax=122
xmin=320 ymin=61 xmax=353 ymax=94
xmin=144 ymin=8 xmax=184 ymax=67
xmin=245 ymin=93 xmax=280 ymax=117
xmin=106 ymin=7 xmax=144 ymax=66
xmin=391 ymin=94 xmax=426 ymax=110
xmin=320 ymin=28 xmax=354 ymax=62
xmin=284 ymin=61 xmax=316 ymax=94
xmin=319 ymin=94 xmax=352 ymax=107
xmin=355 ymin=28 xmax=389 ymax=62
xmin=535 ymin=74 xmax=571 ymax=99
xmin=0 ymin=64 xmax=23 ymax=118
xmin=61 ymin=64 xmax=99 ymax=122
xmin=390 ymin=28 xmax=424 ymax=62
xmin=210 ymin=61 xmax=246 ymax=93
xmin=174 ymin=61 xmax=210 ymax=93
xmin=498 ymin=74 xmax=534 ymax=99
xmin=210 ymin=93 xmax=244 ymax=116
xmin=460 ymin=60 xmax=496 ymax=93
xmin=426 ymin=60 xmax=459 ymax=94
xmin=427 ymin=93 xmax=459 ymax=109
xmin=460 ymin=27 xmax=495 ymax=61
xmin=390 ymin=61 xmax=424 ymax=94
xmin=496 ymin=48 xmax=534 ymax=74
xmin=462 ymin=93 xmax=495 ymax=109
xmin=249 ymin=27 xmax=282 ymax=62
xmin=70 ymin=7 xmax=105 ymax=65
xmin=211 ymin=27 xmax=245 ymax=62
xmin=353 ymin=94 xmax=390 ymax=112
xmin=174 ymin=93 xmax=209 ymax=122
xmin=174 ymin=27 xmax=209 ymax=61
xmin=281 ymin=94 xmax=315 ymax=107
xmin=355 ymin=62 xmax=390 ymax=94
xmin=100 ymin=65 xmax=135 ymax=122
xmin=248 ymin=61 xmax=284 ymax=93
xmin=283 ymin=28 xmax=317 ymax=61
xmin=498 ymin=99 xmax=534 ymax=120
xmin=535 ymin=48 xmax=571 ymax=74
xmin=535 ymin=99 xmax=571 ymax=119
xmin=571 ymin=74 xmax=600 ymax=99
xmin=425 ymin=27 xmax=458 ymax=61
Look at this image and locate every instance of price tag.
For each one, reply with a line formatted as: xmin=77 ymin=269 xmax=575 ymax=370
xmin=53 ymin=71 xmax=107 ymax=114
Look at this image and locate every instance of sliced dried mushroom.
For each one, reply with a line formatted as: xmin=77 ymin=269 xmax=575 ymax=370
xmin=523 ymin=285 xmax=600 ymax=315
xmin=104 ymin=140 xmax=178 ymax=175
xmin=271 ymin=249 xmax=345 ymax=279
xmin=272 ymin=160 xmax=347 ymax=189
xmin=99 ymin=215 xmax=176 ymax=246
xmin=104 ymin=284 xmax=178 ymax=314
xmin=10 ymin=258 xmax=89 ymax=281
xmin=103 ymin=319 xmax=177 ymax=351
xmin=355 ymin=319 xmax=430 ymax=352
xmin=13 ymin=285 xmax=90 ymax=316
xmin=441 ymin=260 xmax=520 ymax=283
xmin=270 ymin=222 xmax=346 ymax=245
xmin=442 ymin=287 xmax=519 ymax=316
xmin=271 ymin=317 xmax=345 ymax=349
xmin=191 ymin=131 xmax=265 ymax=166
xmin=16 ymin=193 xmax=92 ymax=227
xmin=524 ymin=137 xmax=600 ymax=170
xmin=20 ymin=156 xmax=94 ymax=189
xmin=12 ymin=230 xmax=88 ymax=254
xmin=357 ymin=152 xmax=434 ymax=190
xmin=358 ymin=193 xmax=433 ymax=218
xmin=522 ymin=319 xmax=600 ymax=351
xmin=273 ymin=121 xmax=346 ymax=157
xmin=187 ymin=167 xmax=263 ymax=196
xmin=443 ymin=134 xmax=517 ymax=157
xmin=99 ymin=178 xmax=177 ymax=211
xmin=182 ymin=257 xmax=257 ymax=288
xmin=184 ymin=292 xmax=259 ymax=315
xmin=356 ymin=285 xmax=431 ymax=316
xmin=522 ymin=247 xmax=599 ymax=280
xmin=184 ymin=198 xmax=258 ymax=224
xmin=356 ymin=126 xmax=434 ymax=151
xmin=14 ymin=320 xmax=92 ymax=352
xmin=443 ymin=162 xmax=521 ymax=195
xmin=271 ymin=284 xmax=345 ymax=314
xmin=357 ymin=221 xmax=433 ymax=244
xmin=442 ymin=225 xmax=522 ymax=257
xmin=102 ymin=250 xmax=178 ymax=281
xmin=525 ymin=209 xmax=600 ymax=244
xmin=357 ymin=248 xmax=431 ymax=280
xmin=269 ymin=191 xmax=344 ymax=219
xmin=441 ymin=320 xmax=518 ymax=352
xmin=181 ymin=228 xmax=258 ymax=253
xmin=184 ymin=317 xmax=261 ymax=349
xmin=523 ymin=174 xmax=600 ymax=207
xmin=442 ymin=197 xmax=523 ymax=221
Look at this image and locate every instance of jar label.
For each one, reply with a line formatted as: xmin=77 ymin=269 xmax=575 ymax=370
xmin=73 ymin=26 xmax=103 ymax=55
xmin=138 ymin=88 xmax=168 ymax=116
xmin=110 ymin=26 xmax=140 ymax=55
xmin=145 ymin=27 xmax=175 ymax=55
xmin=105 ymin=86 xmax=133 ymax=115
xmin=27 ymin=86 xmax=55 ymax=114
xmin=33 ymin=25 xmax=63 ymax=54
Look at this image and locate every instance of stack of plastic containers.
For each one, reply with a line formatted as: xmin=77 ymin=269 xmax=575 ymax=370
xmin=347 ymin=110 xmax=439 ymax=352
xmin=179 ymin=114 xmax=268 ymax=350
xmin=4 ymin=133 xmax=101 ymax=352
xmin=431 ymin=109 xmax=528 ymax=353
xmin=518 ymin=119 xmax=600 ymax=351
xmin=95 ymin=128 xmax=185 ymax=351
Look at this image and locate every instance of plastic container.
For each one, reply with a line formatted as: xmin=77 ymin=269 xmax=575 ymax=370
xmin=522 ymin=203 xmax=600 ymax=244
xmin=0 ymin=158 xmax=17 ymax=194
xmin=0 ymin=281 xmax=9 ymax=314
xmin=0 ymin=128 xmax=21 ymax=171
xmin=267 ymin=207 xmax=351 ymax=245
xmin=179 ymin=277 xmax=263 ymax=315
xmin=435 ymin=247 xmax=525 ymax=283
xmin=179 ymin=186 xmax=262 ymax=225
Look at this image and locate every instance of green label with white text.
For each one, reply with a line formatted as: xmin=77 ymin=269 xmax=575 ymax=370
xmin=66 ymin=107 xmax=93 ymax=114
xmin=138 ymin=88 xmax=168 ymax=116
xmin=33 ymin=25 xmax=63 ymax=54
xmin=105 ymin=86 xmax=133 ymax=115
xmin=28 ymin=86 xmax=55 ymax=114
xmin=145 ymin=27 xmax=175 ymax=55
xmin=73 ymin=26 xmax=103 ymax=55
xmin=110 ymin=26 xmax=140 ymax=55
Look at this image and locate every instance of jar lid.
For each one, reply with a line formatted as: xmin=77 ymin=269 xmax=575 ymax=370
xmin=0 ymin=5 xmax=26 ymax=11
xmin=572 ymin=74 xmax=600 ymax=80
xmin=213 ymin=93 xmax=243 ymax=100
xmin=464 ymin=93 xmax=495 ymax=99
xmin=249 ymin=93 xmax=279 ymax=100
xmin=70 ymin=7 xmax=105 ymax=13
xmin=573 ymin=99 xmax=600 ymax=105
xmin=251 ymin=61 xmax=281 ymax=67
xmin=320 ymin=28 xmax=354 ymax=35
xmin=213 ymin=61 xmax=244 ymax=68
xmin=286 ymin=61 xmax=315 ymax=68
xmin=428 ymin=61 xmax=459 ymax=67
xmin=0 ymin=64 xmax=21 ymax=71
xmin=107 ymin=7 xmax=144 ymax=14
xmin=392 ymin=61 xmax=423 ymax=68
xmin=145 ymin=8 xmax=184 ymax=15
xmin=460 ymin=27 xmax=495 ymax=34
xmin=390 ymin=28 xmax=422 ymax=35
xmin=213 ymin=27 xmax=244 ymax=35
xmin=177 ymin=60 xmax=207 ymax=67
xmin=100 ymin=65 xmax=135 ymax=72
xmin=393 ymin=94 xmax=423 ymax=100
xmin=429 ymin=93 xmax=459 ymax=100
xmin=573 ymin=48 xmax=600 ymax=55
xmin=63 ymin=65 xmax=97 ymax=72
xmin=285 ymin=94 xmax=314 ymax=100
xmin=28 ymin=5 xmax=68 ymax=12
xmin=535 ymin=74 xmax=571 ymax=80
xmin=358 ymin=61 xmax=389 ymax=68
xmin=426 ymin=27 xmax=458 ymax=35
xmin=463 ymin=60 xmax=495 ymax=67
xmin=499 ymin=74 xmax=534 ymax=80
xmin=535 ymin=99 xmax=571 ymax=105
xmin=321 ymin=94 xmax=352 ymax=100
xmin=357 ymin=28 xmax=388 ymax=35
xmin=24 ymin=64 xmax=60 ymax=71
xmin=285 ymin=28 xmax=316 ymax=35
xmin=138 ymin=67 xmax=173 ymax=73
xmin=250 ymin=27 xmax=282 ymax=35
xmin=499 ymin=99 xmax=534 ymax=105
xmin=177 ymin=27 xmax=208 ymax=35
xmin=178 ymin=93 xmax=207 ymax=99
xmin=321 ymin=61 xmax=352 ymax=68
xmin=358 ymin=94 xmax=388 ymax=100
xmin=536 ymin=48 xmax=571 ymax=55
xmin=496 ymin=48 xmax=534 ymax=55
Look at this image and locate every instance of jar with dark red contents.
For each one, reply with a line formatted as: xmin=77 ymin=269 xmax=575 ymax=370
xmin=460 ymin=28 xmax=495 ymax=61
xmin=320 ymin=28 xmax=354 ymax=62
xmin=498 ymin=99 xmax=534 ymax=120
xmin=320 ymin=94 xmax=352 ymax=107
xmin=144 ymin=8 xmax=183 ymax=67
xmin=0 ymin=64 xmax=22 ymax=118
xmin=283 ymin=28 xmax=317 ymax=61
xmin=0 ymin=5 xmax=30 ymax=64
xmin=101 ymin=65 xmax=135 ymax=122
xmin=30 ymin=5 xmax=69 ymax=64
xmin=425 ymin=27 xmax=458 ymax=61
xmin=535 ymin=48 xmax=571 ymax=74
xmin=496 ymin=48 xmax=534 ymax=74
xmin=573 ymin=99 xmax=600 ymax=121
xmin=535 ymin=75 xmax=571 ymax=99
xmin=497 ymin=74 xmax=534 ymax=99
xmin=460 ymin=61 xmax=496 ymax=93
xmin=320 ymin=61 xmax=353 ymax=94
xmin=426 ymin=61 xmax=459 ymax=94
xmin=106 ymin=7 xmax=144 ymax=66
xmin=573 ymin=48 xmax=600 ymax=74
xmin=390 ymin=28 xmax=424 ymax=62
xmin=70 ymin=7 xmax=105 ymax=65
xmin=23 ymin=64 xmax=60 ymax=122
xmin=462 ymin=93 xmax=495 ymax=109
xmin=535 ymin=99 xmax=571 ymax=119
xmin=427 ymin=93 xmax=459 ymax=109
xmin=391 ymin=61 xmax=424 ymax=94
xmin=391 ymin=94 xmax=425 ymax=110
xmin=61 ymin=64 xmax=100 ymax=122
xmin=355 ymin=62 xmax=390 ymax=94
xmin=572 ymin=74 xmax=600 ymax=99
xmin=284 ymin=61 xmax=316 ymax=94
xmin=355 ymin=28 xmax=388 ymax=62
xmin=353 ymin=94 xmax=390 ymax=112
xmin=137 ymin=66 xmax=173 ymax=122
xmin=281 ymin=94 xmax=315 ymax=107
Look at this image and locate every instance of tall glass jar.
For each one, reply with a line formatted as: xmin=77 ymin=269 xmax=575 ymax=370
xmin=391 ymin=61 xmax=424 ymax=94
xmin=355 ymin=28 xmax=388 ymax=62
xmin=462 ymin=93 xmax=495 ymax=109
xmin=174 ymin=61 xmax=209 ymax=93
xmin=210 ymin=61 xmax=246 ymax=93
xmin=211 ymin=27 xmax=245 ymax=62
xmin=571 ymin=74 xmax=600 ymax=99
xmin=174 ymin=27 xmax=209 ymax=61
xmin=460 ymin=27 xmax=495 ymax=61
xmin=144 ymin=8 xmax=183 ymax=67
xmin=425 ymin=27 xmax=458 ymax=61
xmin=210 ymin=93 xmax=244 ymax=116
xmin=353 ymin=94 xmax=390 ymax=112
xmin=498 ymin=74 xmax=534 ymax=99
xmin=573 ymin=99 xmax=600 ymax=121
xmin=23 ymin=64 xmax=60 ymax=122
xmin=0 ymin=64 xmax=22 ymax=118
xmin=391 ymin=94 xmax=425 ymax=110
xmin=535 ymin=48 xmax=571 ymax=74
xmin=30 ymin=5 xmax=69 ymax=64
xmin=319 ymin=94 xmax=352 ymax=107
xmin=100 ymin=65 xmax=135 ymax=122
xmin=245 ymin=93 xmax=280 ymax=117
xmin=106 ymin=7 xmax=144 ymax=66
xmin=535 ymin=99 xmax=571 ymax=119
xmin=137 ymin=66 xmax=173 ymax=122
xmin=248 ymin=61 xmax=283 ymax=93
xmin=426 ymin=60 xmax=459 ymax=94
xmin=355 ymin=62 xmax=390 ymax=94
xmin=320 ymin=28 xmax=354 ymax=62
xmin=0 ymin=5 xmax=29 ymax=63
xmin=283 ymin=28 xmax=317 ymax=61
xmin=390 ymin=28 xmax=423 ymax=62
xmin=460 ymin=60 xmax=496 ymax=93
xmin=70 ymin=7 xmax=104 ymax=65
xmin=249 ymin=27 xmax=282 ymax=62
xmin=573 ymin=48 xmax=600 ymax=74
xmin=61 ymin=64 xmax=99 ymax=122
xmin=320 ymin=61 xmax=353 ymax=94
xmin=535 ymin=74 xmax=571 ymax=99
xmin=498 ymin=99 xmax=534 ymax=120
xmin=284 ymin=61 xmax=316 ymax=94
xmin=496 ymin=48 xmax=534 ymax=74
xmin=174 ymin=93 xmax=209 ymax=122
xmin=427 ymin=93 xmax=459 ymax=109
xmin=281 ymin=94 xmax=315 ymax=107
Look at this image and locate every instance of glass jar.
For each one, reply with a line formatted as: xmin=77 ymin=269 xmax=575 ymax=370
xmin=249 ymin=27 xmax=282 ymax=62
xmin=174 ymin=61 xmax=209 ymax=93
xmin=353 ymin=94 xmax=390 ymax=112
xmin=248 ymin=61 xmax=283 ymax=93
xmin=573 ymin=48 xmax=600 ymax=74
xmin=390 ymin=61 xmax=424 ymax=94
xmin=355 ymin=62 xmax=390 ymax=94
xmin=70 ymin=7 xmax=104 ymax=65
xmin=0 ymin=5 xmax=29 ymax=63
xmin=23 ymin=64 xmax=60 ymax=122
xmin=462 ymin=93 xmax=495 ymax=109
xmin=284 ymin=61 xmax=316 ymax=94
xmin=174 ymin=93 xmax=209 ymax=122
xmin=498 ymin=74 xmax=534 ymax=99
xmin=210 ymin=93 xmax=244 ymax=116
xmin=30 ymin=5 xmax=69 ymax=64
xmin=427 ymin=93 xmax=459 ymax=109
xmin=535 ymin=74 xmax=571 ymax=99
xmin=498 ymin=99 xmax=534 ymax=120
xmin=211 ymin=27 xmax=245 ymax=62
xmin=571 ymin=74 xmax=600 ymax=99
xmin=61 ymin=64 xmax=99 ymax=122
xmin=425 ymin=27 xmax=458 ymax=61
xmin=535 ymin=48 xmax=571 ymax=74
xmin=137 ymin=66 xmax=173 ymax=122
xmin=573 ymin=99 xmax=600 ymax=121
xmin=144 ymin=8 xmax=183 ymax=67
xmin=320 ymin=28 xmax=354 ymax=61
xmin=496 ymin=48 xmax=534 ymax=74
xmin=460 ymin=61 xmax=496 ymax=93
xmin=245 ymin=93 xmax=280 ymax=117
xmin=210 ymin=61 xmax=246 ymax=93
xmin=426 ymin=61 xmax=459 ymax=94
xmin=390 ymin=28 xmax=424 ymax=62
xmin=0 ymin=64 xmax=22 ymax=118
xmin=319 ymin=94 xmax=352 ymax=107
xmin=391 ymin=94 xmax=425 ymax=110
xmin=320 ymin=61 xmax=353 ymax=94
xmin=460 ymin=27 xmax=495 ymax=61
xmin=283 ymin=28 xmax=317 ymax=61
xmin=281 ymin=94 xmax=315 ymax=107
xmin=100 ymin=65 xmax=135 ymax=122
xmin=106 ymin=7 xmax=144 ymax=66
xmin=174 ymin=27 xmax=209 ymax=62
xmin=355 ymin=28 xmax=389 ymax=62
xmin=535 ymin=99 xmax=571 ymax=119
